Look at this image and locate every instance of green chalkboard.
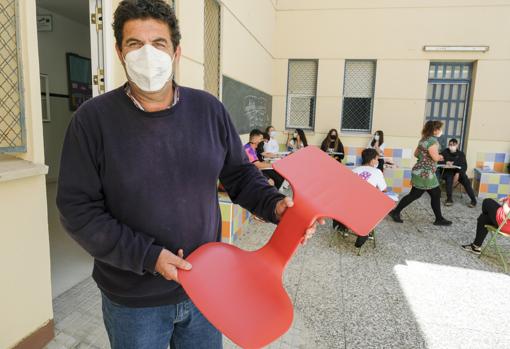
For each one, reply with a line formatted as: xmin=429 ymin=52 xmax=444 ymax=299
xmin=222 ymin=75 xmax=272 ymax=134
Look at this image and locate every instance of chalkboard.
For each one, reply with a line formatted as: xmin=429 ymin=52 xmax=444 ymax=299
xmin=222 ymin=75 xmax=272 ymax=134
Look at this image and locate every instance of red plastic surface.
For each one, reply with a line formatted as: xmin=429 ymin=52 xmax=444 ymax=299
xmin=179 ymin=146 xmax=395 ymax=348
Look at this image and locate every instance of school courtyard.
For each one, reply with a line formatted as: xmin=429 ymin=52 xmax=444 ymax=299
xmin=44 ymin=193 xmax=510 ymax=349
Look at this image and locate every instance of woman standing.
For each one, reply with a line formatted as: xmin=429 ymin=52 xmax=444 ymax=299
xmin=320 ymin=129 xmax=344 ymax=162
xmin=368 ymin=130 xmax=385 ymax=171
xmin=389 ymin=121 xmax=452 ymax=226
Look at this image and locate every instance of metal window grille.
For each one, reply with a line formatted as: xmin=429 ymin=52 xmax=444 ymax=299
xmin=285 ymin=60 xmax=318 ymax=130
xmin=204 ymin=0 xmax=220 ymax=97
xmin=425 ymin=62 xmax=472 ymax=150
xmin=0 ymin=0 xmax=25 ymax=152
xmin=341 ymin=60 xmax=376 ymax=132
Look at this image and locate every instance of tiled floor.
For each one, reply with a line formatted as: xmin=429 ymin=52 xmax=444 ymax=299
xmin=45 ymin=195 xmax=510 ymax=349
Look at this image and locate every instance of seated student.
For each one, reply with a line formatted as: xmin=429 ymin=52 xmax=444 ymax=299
xmin=462 ymin=196 xmax=510 ymax=254
xmin=367 ymin=130 xmax=385 ymax=171
xmin=439 ymin=138 xmax=477 ymax=207
xmin=245 ymin=129 xmax=284 ymax=189
xmin=286 ymin=128 xmax=308 ymax=152
xmin=264 ymin=126 xmax=280 ymax=154
xmin=320 ymin=129 xmax=344 ymax=162
xmin=333 ymin=148 xmax=387 ymax=248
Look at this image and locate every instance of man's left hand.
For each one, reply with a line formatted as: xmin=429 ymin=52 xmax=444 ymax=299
xmin=275 ymin=197 xmax=325 ymax=245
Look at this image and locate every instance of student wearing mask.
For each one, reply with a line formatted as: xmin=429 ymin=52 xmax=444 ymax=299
xmin=439 ymin=138 xmax=477 ymax=207
xmin=462 ymin=196 xmax=510 ymax=254
xmin=287 ymin=128 xmax=308 ymax=152
xmin=264 ymin=126 xmax=280 ymax=154
xmin=320 ymin=129 xmax=344 ymax=162
xmin=333 ymin=148 xmax=387 ymax=248
xmin=389 ymin=121 xmax=452 ymax=226
xmin=368 ymin=130 xmax=385 ymax=171
xmin=246 ymin=129 xmax=284 ymax=189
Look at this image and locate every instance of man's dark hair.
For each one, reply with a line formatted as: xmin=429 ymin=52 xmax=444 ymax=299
xmin=249 ymin=129 xmax=263 ymax=140
xmin=113 ymin=0 xmax=181 ymax=50
xmin=448 ymin=138 xmax=459 ymax=145
xmin=361 ymin=148 xmax=379 ymax=165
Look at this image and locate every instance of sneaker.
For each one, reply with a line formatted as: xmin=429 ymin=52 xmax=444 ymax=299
xmin=462 ymin=243 xmax=481 ymax=255
xmin=468 ymin=201 xmax=477 ymax=208
xmin=445 ymin=199 xmax=453 ymax=206
xmin=389 ymin=210 xmax=403 ymax=223
xmin=433 ymin=218 xmax=452 ymax=226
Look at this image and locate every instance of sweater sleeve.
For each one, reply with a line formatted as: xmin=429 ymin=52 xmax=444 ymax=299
xmin=56 ymin=112 xmax=163 ymax=275
xmin=458 ymin=152 xmax=468 ymax=173
xmin=218 ymin=108 xmax=285 ymax=224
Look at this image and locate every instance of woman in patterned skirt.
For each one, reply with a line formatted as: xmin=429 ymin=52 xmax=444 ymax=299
xmin=389 ymin=121 xmax=452 ymax=226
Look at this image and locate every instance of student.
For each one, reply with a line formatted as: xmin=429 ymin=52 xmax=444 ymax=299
xmin=320 ymin=129 xmax=344 ymax=162
xmin=264 ymin=126 xmax=280 ymax=154
xmin=389 ymin=121 xmax=452 ymax=226
xmin=368 ymin=130 xmax=385 ymax=171
xmin=334 ymin=148 xmax=387 ymax=248
xmin=245 ymin=129 xmax=284 ymax=189
xmin=287 ymin=128 xmax=308 ymax=151
xmin=256 ymin=132 xmax=277 ymax=160
xmin=439 ymin=138 xmax=477 ymax=207
xmin=462 ymin=196 xmax=510 ymax=254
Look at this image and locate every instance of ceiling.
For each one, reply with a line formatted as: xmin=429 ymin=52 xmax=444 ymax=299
xmin=36 ymin=0 xmax=90 ymax=26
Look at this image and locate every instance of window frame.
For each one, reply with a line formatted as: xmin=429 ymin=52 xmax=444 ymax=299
xmin=340 ymin=59 xmax=377 ymax=134
xmin=285 ymin=59 xmax=318 ymax=131
xmin=0 ymin=0 xmax=26 ymax=153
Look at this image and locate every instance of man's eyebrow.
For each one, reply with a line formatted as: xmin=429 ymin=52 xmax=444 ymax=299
xmin=152 ymin=37 xmax=169 ymax=43
xmin=125 ymin=38 xmax=142 ymax=44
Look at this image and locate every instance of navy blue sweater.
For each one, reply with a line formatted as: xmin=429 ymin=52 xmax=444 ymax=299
xmin=56 ymin=85 xmax=285 ymax=307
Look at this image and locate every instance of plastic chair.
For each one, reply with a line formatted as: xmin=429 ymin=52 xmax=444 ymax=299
xmin=179 ymin=146 xmax=395 ymax=348
xmin=479 ymin=209 xmax=510 ymax=272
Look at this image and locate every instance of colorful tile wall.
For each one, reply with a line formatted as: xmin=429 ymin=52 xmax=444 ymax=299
xmin=219 ymin=192 xmax=251 ymax=243
xmin=473 ymin=168 xmax=510 ymax=200
xmin=475 ymin=152 xmax=510 ymax=173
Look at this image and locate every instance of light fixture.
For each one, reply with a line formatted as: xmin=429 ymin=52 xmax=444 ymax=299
xmin=423 ymin=45 xmax=489 ymax=52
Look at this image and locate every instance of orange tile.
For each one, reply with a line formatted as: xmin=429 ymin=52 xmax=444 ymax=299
xmin=384 ymin=148 xmax=392 ymax=157
xmin=494 ymin=163 xmax=505 ymax=173
xmin=476 ymin=161 xmax=484 ymax=168
xmin=393 ymin=187 xmax=402 ymax=193
xmin=221 ymin=222 xmax=231 ymax=238
xmin=403 ymin=179 xmax=411 ymax=187
xmin=479 ymin=183 xmax=488 ymax=193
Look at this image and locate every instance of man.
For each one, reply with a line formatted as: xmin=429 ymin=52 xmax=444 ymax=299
xmin=439 ymin=138 xmax=477 ymax=207
xmin=334 ymin=148 xmax=387 ymax=248
xmin=244 ymin=129 xmax=284 ymax=189
xmin=56 ymin=1 xmax=320 ymax=348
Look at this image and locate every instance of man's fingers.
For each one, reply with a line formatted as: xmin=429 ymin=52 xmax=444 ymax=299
xmin=177 ymin=249 xmax=184 ymax=258
xmin=162 ymin=265 xmax=180 ymax=284
xmin=167 ymin=250 xmax=192 ymax=270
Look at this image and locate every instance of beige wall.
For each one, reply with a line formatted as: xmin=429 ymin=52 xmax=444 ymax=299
xmin=0 ymin=1 xmax=53 ymax=348
xmin=272 ymin=0 xmax=510 ymax=171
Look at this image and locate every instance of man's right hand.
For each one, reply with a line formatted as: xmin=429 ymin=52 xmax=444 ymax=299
xmin=155 ymin=248 xmax=192 ymax=283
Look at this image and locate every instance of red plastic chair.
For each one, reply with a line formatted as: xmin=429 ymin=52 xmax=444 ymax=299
xmin=179 ymin=146 xmax=395 ymax=348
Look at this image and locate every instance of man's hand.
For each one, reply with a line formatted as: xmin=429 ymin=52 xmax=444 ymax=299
xmin=275 ymin=197 xmax=326 ymax=245
xmin=155 ymin=248 xmax=192 ymax=283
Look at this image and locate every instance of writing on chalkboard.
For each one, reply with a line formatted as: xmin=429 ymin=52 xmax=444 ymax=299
xmin=222 ymin=76 xmax=272 ymax=134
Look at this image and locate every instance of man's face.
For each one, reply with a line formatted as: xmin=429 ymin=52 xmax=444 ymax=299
xmin=115 ymin=18 xmax=181 ymax=70
xmin=449 ymin=142 xmax=458 ymax=152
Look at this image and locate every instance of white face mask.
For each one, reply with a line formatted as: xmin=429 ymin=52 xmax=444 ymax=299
xmin=374 ymin=134 xmax=380 ymax=141
xmin=124 ymin=44 xmax=174 ymax=92
xmin=270 ymin=131 xmax=276 ymax=138
xmin=436 ymin=130 xmax=443 ymax=138
xmin=449 ymin=146 xmax=457 ymax=152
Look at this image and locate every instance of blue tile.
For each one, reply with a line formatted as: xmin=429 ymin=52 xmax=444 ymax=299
xmin=404 ymin=170 xmax=412 ymax=179
xmin=495 ymin=153 xmax=505 ymax=163
xmin=488 ymin=184 xmax=499 ymax=193
xmin=501 ymin=175 xmax=510 ymax=185
xmin=393 ymin=149 xmax=403 ymax=158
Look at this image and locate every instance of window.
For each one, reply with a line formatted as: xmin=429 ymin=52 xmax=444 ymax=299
xmin=0 ymin=0 xmax=25 ymax=152
xmin=341 ymin=60 xmax=376 ymax=132
xmin=285 ymin=60 xmax=318 ymax=130
xmin=204 ymin=0 xmax=221 ymax=97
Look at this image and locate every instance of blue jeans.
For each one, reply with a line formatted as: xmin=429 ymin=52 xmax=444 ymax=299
xmin=101 ymin=292 xmax=222 ymax=349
